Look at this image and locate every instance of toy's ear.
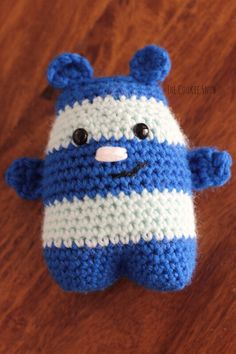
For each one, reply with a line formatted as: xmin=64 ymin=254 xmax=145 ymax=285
xmin=47 ymin=53 xmax=93 ymax=89
xmin=129 ymin=45 xmax=171 ymax=84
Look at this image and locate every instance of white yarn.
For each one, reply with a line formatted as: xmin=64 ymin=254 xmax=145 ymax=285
xmin=42 ymin=189 xmax=196 ymax=248
xmin=46 ymin=96 xmax=187 ymax=152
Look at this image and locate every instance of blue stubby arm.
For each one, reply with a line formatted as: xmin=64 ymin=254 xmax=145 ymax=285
xmin=188 ymin=147 xmax=232 ymax=191
xmin=5 ymin=158 xmax=44 ymax=200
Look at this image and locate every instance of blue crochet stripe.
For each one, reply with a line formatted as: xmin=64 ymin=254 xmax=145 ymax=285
xmin=43 ymin=237 xmax=197 ymax=292
xmin=55 ymin=76 xmax=168 ymax=113
xmin=42 ymin=137 xmax=192 ymax=206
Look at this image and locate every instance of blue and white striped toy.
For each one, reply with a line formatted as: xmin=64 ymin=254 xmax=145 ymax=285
xmin=5 ymin=45 xmax=232 ymax=292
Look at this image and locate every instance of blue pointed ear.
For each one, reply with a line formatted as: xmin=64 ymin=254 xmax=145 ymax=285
xmin=129 ymin=45 xmax=171 ymax=84
xmin=47 ymin=53 xmax=93 ymax=88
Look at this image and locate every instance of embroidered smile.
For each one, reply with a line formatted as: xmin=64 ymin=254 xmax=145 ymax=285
xmin=110 ymin=162 xmax=148 ymax=178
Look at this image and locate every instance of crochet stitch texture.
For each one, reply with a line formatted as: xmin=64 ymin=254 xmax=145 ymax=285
xmin=5 ymin=45 xmax=232 ymax=292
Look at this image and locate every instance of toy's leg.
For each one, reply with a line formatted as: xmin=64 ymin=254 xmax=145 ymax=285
xmin=44 ymin=242 xmax=123 ymax=292
xmin=125 ymin=237 xmax=197 ymax=291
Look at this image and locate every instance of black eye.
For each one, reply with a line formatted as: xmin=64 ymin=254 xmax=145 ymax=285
xmin=72 ymin=128 xmax=88 ymax=146
xmin=133 ymin=123 xmax=149 ymax=140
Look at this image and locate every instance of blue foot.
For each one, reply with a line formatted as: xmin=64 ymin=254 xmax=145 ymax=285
xmin=124 ymin=237 xmax=197 ymax=291
xmin=44 ymin=242 xmax=123 ymax=292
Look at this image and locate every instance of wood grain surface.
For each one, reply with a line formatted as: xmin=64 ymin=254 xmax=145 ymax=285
xmin=0 ymin=1 xmax=235 ymax=353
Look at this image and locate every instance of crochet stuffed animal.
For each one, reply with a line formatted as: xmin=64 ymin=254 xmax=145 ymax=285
xmin=5 ymin=45 xmax=232 ymax=292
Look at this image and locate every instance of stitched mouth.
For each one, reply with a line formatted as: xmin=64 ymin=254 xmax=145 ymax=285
xmin=110 ymin=162 xmax=148 ymax=178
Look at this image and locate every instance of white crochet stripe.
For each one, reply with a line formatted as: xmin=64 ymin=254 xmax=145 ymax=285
xmin=46 ymin=96 xmax=187 ymax=152
xmin=42 ymin=189 xmax=196 ymax=248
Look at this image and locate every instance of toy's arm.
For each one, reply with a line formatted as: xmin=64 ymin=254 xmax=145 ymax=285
xmin=188 ymin=147 xmax=232 ymax=191
xmin=5 ymin=158 xmax=44 ymax=200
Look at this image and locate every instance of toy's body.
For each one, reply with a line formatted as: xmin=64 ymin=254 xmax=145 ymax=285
xmin=6 ymin=45 xmax=232 ymax=292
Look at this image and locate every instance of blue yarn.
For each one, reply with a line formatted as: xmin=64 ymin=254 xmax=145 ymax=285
xmin=43 ymin=237 xmax=196 ymax=292
xmin=129 ymin=45 xmax=171 ymax=84
xmin=5 ymin=143 xmax=232 ymax=203
xmin=42 ymin=138 xmax=192 ymax=205
xmin=55 ymin=76 xmax=168 ymax=114
xmin=5 ymin=158 xmax=43 ymax=200
xmin=47 ymin=53 xmax=93 ymax=89
xmin=47 ymin=45 xmax=171 ymax=113
xmin=188 ymin=147 xmax=232 ymax=191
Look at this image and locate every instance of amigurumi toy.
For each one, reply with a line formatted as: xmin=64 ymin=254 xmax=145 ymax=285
xmin=5 ymin=45 xmax=232 ymax=292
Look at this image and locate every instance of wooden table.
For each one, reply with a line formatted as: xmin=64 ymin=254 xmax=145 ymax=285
xmin=1 ymin=1 xmax=235 ymax=353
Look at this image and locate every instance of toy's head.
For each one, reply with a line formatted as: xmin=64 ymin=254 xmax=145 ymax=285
xmin=44 ymin=45 xmax=191 ymax=206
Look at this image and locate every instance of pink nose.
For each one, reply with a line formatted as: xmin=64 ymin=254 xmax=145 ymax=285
xmin=95 ymin=146 xmax=128 ymax=162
